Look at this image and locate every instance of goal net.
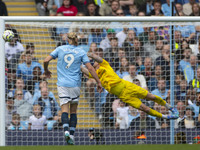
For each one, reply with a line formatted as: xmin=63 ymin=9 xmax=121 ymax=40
xmin=1 ymin=17 xmax=200 ymax=145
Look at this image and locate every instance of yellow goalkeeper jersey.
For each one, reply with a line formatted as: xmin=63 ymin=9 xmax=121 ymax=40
xmin=89 ymin=59 xmax=124 ymax=96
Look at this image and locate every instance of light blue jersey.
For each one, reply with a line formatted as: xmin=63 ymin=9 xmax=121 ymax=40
xmin=50 ymin=45 xmax=90 ymax=87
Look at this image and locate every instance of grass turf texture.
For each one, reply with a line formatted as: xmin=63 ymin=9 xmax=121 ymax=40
xmin=0 ymin=144 xmax=199 ymax=150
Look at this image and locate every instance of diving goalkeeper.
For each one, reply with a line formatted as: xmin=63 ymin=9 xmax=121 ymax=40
xmin=81 ymin=53 xmax=179 ymax=120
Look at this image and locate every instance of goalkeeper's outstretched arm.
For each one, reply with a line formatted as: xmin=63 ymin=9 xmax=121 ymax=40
xmin=87 ymin=52 xmax=103 ymax=63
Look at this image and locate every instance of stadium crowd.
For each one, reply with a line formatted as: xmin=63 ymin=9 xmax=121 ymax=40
xmin=1 ymin=0 xmax=200 ymax=132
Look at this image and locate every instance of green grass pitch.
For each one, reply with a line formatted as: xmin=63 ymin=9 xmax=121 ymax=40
xmin=0 ymin=144 xmax=199 ymax=150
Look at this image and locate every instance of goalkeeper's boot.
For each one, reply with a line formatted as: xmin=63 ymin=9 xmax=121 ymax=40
xmin=68 ymin=135 xmax=75 ymax=145
xmin=169 ymin=107 xmax=179 ymax=116
xmin=64 ymin=131 xmax=70 ymax=144
xmin=167 ymin=113 xmax=179 ymax=120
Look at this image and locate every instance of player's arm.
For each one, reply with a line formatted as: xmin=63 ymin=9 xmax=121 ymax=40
xmin=81 ymin=65 xmax=89 ymax=77
xmin=87 ymin=52 xmax=103 ymax=63
xmin=43 ymin=55 xmax=53 ymax=78
xmin=85 ymin=62 xmax=103 ymax=93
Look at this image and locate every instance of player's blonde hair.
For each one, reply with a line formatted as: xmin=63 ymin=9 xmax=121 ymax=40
xmin=67 ymin=32 xmax=78 ymax=46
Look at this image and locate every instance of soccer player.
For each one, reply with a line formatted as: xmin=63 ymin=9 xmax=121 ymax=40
xmin=43 ymin=32 xmax=102 ymax=145
xmin=81 ymin=52 xmax=179 ymax=120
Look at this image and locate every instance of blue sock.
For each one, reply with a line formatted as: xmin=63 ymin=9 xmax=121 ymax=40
xmin=61 ymin=112 xmax=69 ymax=132
xmin=69 ymin=114 xmax=77 ymax=135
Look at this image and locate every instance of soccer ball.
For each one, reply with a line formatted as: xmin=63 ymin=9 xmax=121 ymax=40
xmin=2 ymin=30 xmax=14 ymax=42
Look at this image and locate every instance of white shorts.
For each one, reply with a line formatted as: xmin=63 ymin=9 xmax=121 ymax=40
xmin=57 ymin=86 xmax=80 ymax=106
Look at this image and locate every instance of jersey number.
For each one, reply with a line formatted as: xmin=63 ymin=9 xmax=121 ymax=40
xmin=64 ymin=54 xmax=74 ymax=68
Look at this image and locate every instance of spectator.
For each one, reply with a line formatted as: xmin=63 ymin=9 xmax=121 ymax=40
xmin=34 ymin=87 xmax=60 ymax=120
xmin=100 ymin=29 xmax=116 ymax=51
xmin=25 ymin=43 xmax=38 ymax=62
xmin=99 ymin=0 xmax=112 ymax=16
xmin=179 ymin=105 xmax=199 ymax=128
xmin=47 ymin=0 xmax=63 ymax=16
xmin=129 ymin=38 xmax=149 ymax=67
xmin=138 ymin=27 xmax=152 ymax=44
xmin=145 ymin=0 xmax=154 ymax=15
xmin=184 ymin=54 xmax=198 ymax=84
xmin=26 ymin=66 xmax=46 ymax=95
xmin=74 ymin=0 xmax=87 ymax=14
xmin=8 ymin=78 xmax=33 ymax=105
xmin=148 ymin=65 xmax=169 ymax=92
xmin=174 ymin=25 xmax=196 ymax=43
xmin=5 ymin=95 xmax=16 ymax=127
xmin=128 ymin=4 xmax=138 ymax=16
xmin=179 ymin=48 xmax=192 ymax=73
xmin=155 ymin=106 xmax=170 ymax=129
xmin=28 ymin=104 xmax=47 ymax=130
xmin=116 ymin=28 xmax=129 ymax=47
xmin=128 ymin=106 xmax=139 ymax=128
xmin=143 ymin=31 xmax=158 ymax=62
xmin=32 ymin=80 xmax=56 ymax=104
xmin=174 ymin=30 xmax=183 ymax=59
xmin=190 ymin=3 xmax=200 ymax=16
xmin=122 ymin=30 xmax=136 ymax=53
xmin=0 ymin=0 xmax=8 ymax=16
xmin=53 ymin=110 xmax=63 ymax=129
xmin=7 ymin=113 xmax=25 ymax=130
xmin=154 ymin=37 xmax=165 ymax=61
xmin=35 ymin=0 xmax=48 ymax=16
xmin=176 ymin=79 xmax=188 ymax=102
xmin=88 ymin=28 xmax=106 ymax=46
xmin=183 ymin=0 xmax=196 ymax=16
xmin=154 ymin=26 xmax=169 ymax=41
xmin=148 ymin=0 xmax=164 ymax=16
xmin=5 ymin=29 xmax=24 ymax=64
xmin=16 ymin=50 xmax=44 ymax=84
xmin=56 ymin=0 xmax=78 ymax=16
xmin=7 ymin=69 xmax=16 ymax=91
xmin=110 ymin=0 xmax=120 ymax=16
xmin=101 ymin=93 xmax=117 ymax=128
xmin=130 ymin=110 xmax=156 ymax=130
xmin=14 ymin=89 xmax=32 ymax=121
xmin=123 ymin=63 xmax=148 ymax=90
xmin=139 ymin=57 xmax=154 ymax=82
xmin=104 ymin=38 xmax=119 ymax=63
xmin=175 ymin=101 xmax=186 ymax=128
xmin=175 ymin=3 xmax=186 ymax=16
xmin=155 ymin=44 xmax=170 ymax=81
xmin=119 ymin=0 xmax=134 ymax=15
xmin=162 ymin=0 xmax=170 ymax=16
xmin=86 ymin=2 xmax=100 ymax=16
xmin=115 ymin=101 xmax=129 ymax=129
xmin=116 ymin=57 xmax=129 ymax=79
xmin=151 ymin=77 xmax=169 ymax=101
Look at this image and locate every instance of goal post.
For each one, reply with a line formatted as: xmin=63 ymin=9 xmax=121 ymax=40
xmin=0 ymin=18 xmax=5 ymax=147
xmin=0 ymin=17 xmax=200 ymax=146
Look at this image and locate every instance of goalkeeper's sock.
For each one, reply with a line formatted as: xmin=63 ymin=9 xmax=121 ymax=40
xmin=153 ymin=95 xmax=167 ymax=106
xmin=69 ymin=114 xmax=77 ymax=135
xmin=148 ymin=108 xmax=163 ymax=118
xmin=61 ymin=112 xmax=69 ymax=132
xmin=165 ymin=103 xmax=172 ymax=109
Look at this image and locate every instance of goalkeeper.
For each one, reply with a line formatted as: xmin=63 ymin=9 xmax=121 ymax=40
xmin=81 ymin=53 xmax=179 ymax=120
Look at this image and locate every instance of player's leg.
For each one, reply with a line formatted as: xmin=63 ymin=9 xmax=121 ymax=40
xmin=61 ymin=103 xmax=71 ymax=142
xmin=144 ymin=92 xmax=178 ymax=115
xmin=67 ymin=103 xmax=78 ymax=145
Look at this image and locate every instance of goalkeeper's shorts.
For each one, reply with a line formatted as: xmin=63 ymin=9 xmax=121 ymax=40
xmin=118 ymin=80 xmax=148 ymax=109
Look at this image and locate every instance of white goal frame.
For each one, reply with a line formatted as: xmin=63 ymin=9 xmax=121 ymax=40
xmin=1 ymin=16 xmax=200 ymax=146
